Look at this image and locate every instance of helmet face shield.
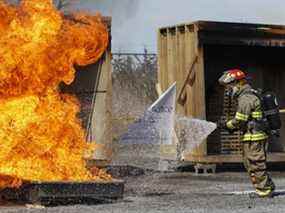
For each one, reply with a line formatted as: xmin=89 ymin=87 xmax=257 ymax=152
xmin=219 ymin=69 xmax=246 ymax=99
xmin=218 ymin=69 xmax=246 ymax=86
xmin=218 ymin=72 xmax=235 ymax=85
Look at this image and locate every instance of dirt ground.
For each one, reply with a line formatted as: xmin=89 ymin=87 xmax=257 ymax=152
xmin=1 ymin=168 xmax=285 ymax=213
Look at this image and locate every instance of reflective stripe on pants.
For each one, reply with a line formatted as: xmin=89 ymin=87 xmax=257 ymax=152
xmin=242 ymin=133 xmax=268 ymax=142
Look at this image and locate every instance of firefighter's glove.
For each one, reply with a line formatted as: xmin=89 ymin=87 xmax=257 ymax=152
xmin=216 ymin=118 xmax=227 ymax=130
xmin=217 ymin=118 xmax=235 ymax=134
xmin=227 ymin=128 xmax=235 ymax=134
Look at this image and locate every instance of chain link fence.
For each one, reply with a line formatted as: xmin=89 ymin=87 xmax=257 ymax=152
xmin=112 ymin=50 xmax=158 ymax=142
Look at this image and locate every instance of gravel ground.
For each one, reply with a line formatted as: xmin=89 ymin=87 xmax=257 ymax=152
xmin=1 ymin=170 xmax=285 ymax=213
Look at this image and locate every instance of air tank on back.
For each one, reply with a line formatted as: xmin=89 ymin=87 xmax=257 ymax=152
xmin=262 ymin=91 xmax=282 ymax=132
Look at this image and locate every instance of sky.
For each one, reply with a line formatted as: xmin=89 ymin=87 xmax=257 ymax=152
xmin=76 ymin=0 xmax=285 ymax=53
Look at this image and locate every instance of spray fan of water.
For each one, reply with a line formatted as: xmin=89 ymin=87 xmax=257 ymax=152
xmin=113 ymin=83 xmax=217 ymax=171
xmin=175 ymin=116 xmax=217 ymax=160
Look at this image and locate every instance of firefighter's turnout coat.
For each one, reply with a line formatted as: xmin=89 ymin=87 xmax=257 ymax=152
xmin=226 ymin=84 xmax=268 ymax=141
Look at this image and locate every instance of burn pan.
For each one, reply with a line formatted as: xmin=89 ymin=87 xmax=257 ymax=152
xmin=0 ymin=180 xmax=124 ymax=206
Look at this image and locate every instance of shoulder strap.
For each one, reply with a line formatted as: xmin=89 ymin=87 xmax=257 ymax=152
xmin=241 ymin=89 xmax=262 ymax=100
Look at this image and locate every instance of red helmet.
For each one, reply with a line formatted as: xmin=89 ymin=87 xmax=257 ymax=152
xmin=218 ymin=69 xmax=246 ymax=85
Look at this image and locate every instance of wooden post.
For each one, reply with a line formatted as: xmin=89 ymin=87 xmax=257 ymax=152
xmin=158 ymin=29 xmax=168 ymax=91
xmin=167 ymin=28 xmax=176 ymax=86
xmin=176 ymin=26 xmax=186 ymax=115
xmin=184 ymin=25 xmax=196 ymax=116
xmin=187 ymin=25 xmax=207 ymax=157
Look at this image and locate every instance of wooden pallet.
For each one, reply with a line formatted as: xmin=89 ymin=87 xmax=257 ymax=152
xmin=220 ymin=131 xmax=242 ymax=154
xmin=206 ymin=85 xmax=224 ymax=155
xmin=220 ymin=89 xmax=243 ymax=155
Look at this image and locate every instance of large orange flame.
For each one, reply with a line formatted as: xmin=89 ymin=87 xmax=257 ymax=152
xmin=0 ymin=0 xmax=110 ymax=188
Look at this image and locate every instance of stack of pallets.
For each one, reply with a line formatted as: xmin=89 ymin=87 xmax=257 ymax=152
xmin=206 ymin=85 xmax=224 ymax=155
xmin=220 ymin=89 xmax=243 ymax=155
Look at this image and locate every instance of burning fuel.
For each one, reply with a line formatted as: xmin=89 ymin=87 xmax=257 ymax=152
xmin=0 ymin=0 xmax=111 ymax=188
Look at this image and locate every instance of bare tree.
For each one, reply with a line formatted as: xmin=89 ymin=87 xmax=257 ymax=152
xmin=5 ymin=0 xmax=78 ymax=11
xmin=53 ymin=0 xmax=78 ymax=11
xmin=4 ymin=0 xmax=20 ymax=4
xmin=112 ymin=49 xmax=158 ymax=102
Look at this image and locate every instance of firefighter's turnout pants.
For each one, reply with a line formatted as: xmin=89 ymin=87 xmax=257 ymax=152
xmin=243 ymin=139 xmax=275 ymax=196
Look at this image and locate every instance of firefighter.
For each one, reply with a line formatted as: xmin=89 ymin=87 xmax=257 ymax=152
xmin=218 ymin=69 xmax=275 ymax=198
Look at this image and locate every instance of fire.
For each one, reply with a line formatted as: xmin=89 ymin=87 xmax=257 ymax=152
xmin=0 ymin=0 xmax=110 ymax=188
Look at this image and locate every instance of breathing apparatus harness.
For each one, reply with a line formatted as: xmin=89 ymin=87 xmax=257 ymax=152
xmin=244 ymin=89 xmax=282 ymax=137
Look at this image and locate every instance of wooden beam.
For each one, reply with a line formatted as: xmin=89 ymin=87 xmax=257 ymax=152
xmin=177 ymin=55 xmax=198 ymax=106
